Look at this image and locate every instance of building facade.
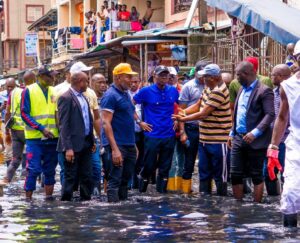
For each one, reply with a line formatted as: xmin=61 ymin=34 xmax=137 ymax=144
xmin=2 ymin=0 xmax=52 ymax=74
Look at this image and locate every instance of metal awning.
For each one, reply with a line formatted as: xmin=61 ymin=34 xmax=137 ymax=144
xmin=122 ymin=36 xmax=182 ymax=46
xmin=28 ymin=8 xmax=57 ymax=31
xmin=205 ymin=0 xmax=300 ymax=45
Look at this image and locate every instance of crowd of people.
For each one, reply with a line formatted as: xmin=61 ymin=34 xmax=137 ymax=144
xmin=1 ymin=39 xmax=300 ymax=228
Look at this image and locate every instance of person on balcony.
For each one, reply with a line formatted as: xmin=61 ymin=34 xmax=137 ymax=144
xmin=130 ymin=6 xmax=140 ymax=22
xmin=119 ymin=4 xmax=130 ymax=21
xmin=142 ymin=1 xmax=162 ymax=28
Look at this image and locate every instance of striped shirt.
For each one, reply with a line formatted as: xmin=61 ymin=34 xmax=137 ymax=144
xmin=199 ymin=82 xmax=232 ymax=143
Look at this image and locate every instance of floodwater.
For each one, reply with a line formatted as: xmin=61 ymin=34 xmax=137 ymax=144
xmin=0 ymin=166 xmax=300 ymax=242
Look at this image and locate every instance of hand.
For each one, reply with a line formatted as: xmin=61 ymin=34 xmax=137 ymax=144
xmin=112 ymin=148 xmax=123 ymax=167
xmin=42 ymin=128 xmax=54 ymax=139
xmin=227 ymin=137 xmax=233 ymax=149
xmin=172 ymin=114 xmax=185 ymax=122
xmin=65 ymin=149 xmax=75 ymax=163
xmin=5 ymin=133 xmax=11 ymax=146
xmin=139 ymin=122 xmax=153 ymax=132
xmin=173 ymin=120 xmax=178 ymax=131
xmin=180 ymin=132 xmax=188 ymax=144
xmin=267 ymin=148 xmax=282 ymax=181
xmin=177 ymin=108 xmax=186 ymax=117
xmin=243 ymin=133 xmax=255 ymax=144
xmin=91 ymin=144 xmax=97 ymax=153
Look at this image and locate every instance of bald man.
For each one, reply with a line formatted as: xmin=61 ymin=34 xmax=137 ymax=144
xmin=57 ymin=71 xmax=94 ymax=201
xmin=264 ymin=64 xmax=291 ymax=196
xmin=91 ymin=73 xmax=107 ymax=106
xmin=228 ymin=61 xmax=275 ymax=203
xmin=221 ymin=72 xmax=233 ymax=87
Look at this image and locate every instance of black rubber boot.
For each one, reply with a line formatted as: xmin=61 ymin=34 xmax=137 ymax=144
xmin=199 ymin=180 xmax=212 ymax=194
xmin=216 ymin=181 xmax=228 ymax=196
xmin=243 ymin=178 xmax=252 ymax=194
xmin=150 ymin=171 xmax=157 ymax=185
xmin=107 ymin=189 xmax=119 ymax=203
xmin=265 ymin=178 xmax=280 ymax=196
xmin=138 ymin=177 xmax=149 ymax=193
xmin=156 ymin=176 xmax=168 ymax=193
xmin=283 ymin=214 xmax=297 ymax=228
xmin=118 ymin=186 xmax=128 ymax=200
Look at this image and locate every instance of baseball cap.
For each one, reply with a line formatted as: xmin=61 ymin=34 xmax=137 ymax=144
xmin=113 ymin=63 xmax=138 ymax=75
xmin=70 ymin=61 xmax=93 ymax=74
xmin=200 ymin=64 xmax=221 ymax=76
xmin=38 ymin=65 xmax=58 ymax=77
xmin=294 ymin=40 xmax=300 ymax=55
xmin=154 ymin=65 xmax=170 ymax=75
xmin=168 ymin=67 xmax=178 ymax=76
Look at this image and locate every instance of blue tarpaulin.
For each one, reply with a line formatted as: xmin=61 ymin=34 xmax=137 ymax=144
xmin=205 ymin=0 xmax=300 ymax=45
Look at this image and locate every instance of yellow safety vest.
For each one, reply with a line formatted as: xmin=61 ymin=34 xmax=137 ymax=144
xmin=9 ymin=87 xmax=24 ymax=131
xmin=24 ymin=83 xmax=59 ymax=139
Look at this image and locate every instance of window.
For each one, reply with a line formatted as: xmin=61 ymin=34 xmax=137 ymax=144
xmin=26 ymin=5 xmax=44 ymax=23
xmin=172 ymin=0 xmax=193 ymax=14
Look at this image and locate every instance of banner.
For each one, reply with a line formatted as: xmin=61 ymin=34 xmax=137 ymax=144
xmin=25 ymin=33 xmax=39 ymax=57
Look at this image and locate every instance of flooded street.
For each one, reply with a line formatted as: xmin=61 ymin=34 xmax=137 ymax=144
xmin=0 ymin=166 xmax=299 ymax=242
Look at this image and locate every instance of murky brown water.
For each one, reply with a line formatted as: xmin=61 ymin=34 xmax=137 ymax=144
xmin=0 ymin=166 xmax=299 ymax=242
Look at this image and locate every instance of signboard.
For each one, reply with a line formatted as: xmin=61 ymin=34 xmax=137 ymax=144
xmin=25 ymin=33 xmax=39 ymax=57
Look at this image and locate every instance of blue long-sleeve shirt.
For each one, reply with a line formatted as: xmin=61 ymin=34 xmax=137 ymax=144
xmin=235 ymin=80 xmax=262 ymax=138
xmin=21 ymin=82 xmax=48 ymax=132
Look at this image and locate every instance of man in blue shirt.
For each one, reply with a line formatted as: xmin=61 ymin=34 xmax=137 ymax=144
xmin=101 ymin=63 xmax=137 ymax=203
xmin=133 ymin=65 xmax=179 ymax=193
xmin=228 ymin=61 xmax=274 ymax=203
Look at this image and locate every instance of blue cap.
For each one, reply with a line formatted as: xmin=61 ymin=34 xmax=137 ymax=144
xmin=201 ymin=64 xmax=221 ymax=76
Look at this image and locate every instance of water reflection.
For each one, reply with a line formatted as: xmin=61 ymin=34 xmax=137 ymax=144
xmin=0 ymin=168 xmax=299 ymax=241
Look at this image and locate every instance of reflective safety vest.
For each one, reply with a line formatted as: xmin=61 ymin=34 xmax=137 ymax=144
xmin=24 ymin=83 xmax=59 ymax=139
xmin=10 ymin=87 xmax=24 ymax=131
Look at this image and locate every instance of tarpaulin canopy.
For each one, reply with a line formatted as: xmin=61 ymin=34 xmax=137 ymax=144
xmin=205 ymin=0 xmax=300 ymax=45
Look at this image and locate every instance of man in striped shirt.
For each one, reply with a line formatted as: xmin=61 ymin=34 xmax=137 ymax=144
xmin=173 ymin=64 xmax=232 ymax=196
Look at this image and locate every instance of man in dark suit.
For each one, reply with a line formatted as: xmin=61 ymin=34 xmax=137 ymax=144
xmin=57 ymin=71 xmax=95 ymax=201
xmin=228 ymin=61 xmax=275 ymax=203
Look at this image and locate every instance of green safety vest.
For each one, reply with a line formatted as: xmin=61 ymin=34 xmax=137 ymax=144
xmin=24 ymin=83 xmax=59 ymax=139
xmin=9 ymin=87 xmax=24 ymax=131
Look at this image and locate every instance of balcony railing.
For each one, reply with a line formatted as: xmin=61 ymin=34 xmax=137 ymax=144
xmin=3 ymin=59 xmax=19 ymax=70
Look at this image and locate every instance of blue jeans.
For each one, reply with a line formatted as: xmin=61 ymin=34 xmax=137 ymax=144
xmin=103 ymin=145 xmax=136 ymax=192
xmin=91 ymin=140 xmax=101 ymax=186
xmin=58 ymin=152 xmax=65 ymax=185
xmin=168 ymin=137 xmax=185 ymax=178
xmin=198 ymin=143 xmax=228 ymax=183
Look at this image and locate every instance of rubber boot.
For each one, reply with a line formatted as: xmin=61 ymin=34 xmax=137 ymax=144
xmin=175 ymin=176 xmax=183 ymax=192
xmin=265 ymin=178 xmax=280 ymax=196
xmin=119 ymin=186 xmax=128 ymax=201
xmin=167 ymin=177 xmax=176 ymax=192
xmin=107 ymin=189 xmax=119 ymax=203
xmin=283 ymin=214 xmax=297 ymax=227
xmin=138 ymin=177 xmax=149 ymax=193
xmin=216 ymin=181 xmax=228 ymax=196
xmin=181 ymin=179 xmax=192 ymax=194
xmin=243 ymin=178 xmax=252 ymax=194
xmin=156 ymin=176 xmax=168 ymax=193
xmin=150 ymin=171 xmax=156 ymax=185
xmin=199 ymin=180 xmax=212 ymax=195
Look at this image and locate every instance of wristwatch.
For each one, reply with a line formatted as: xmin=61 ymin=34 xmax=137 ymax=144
xmin=136 ymin=119 xmax=142 ymax=124
xmin=268 ymin=144 xmax=279 ymax=150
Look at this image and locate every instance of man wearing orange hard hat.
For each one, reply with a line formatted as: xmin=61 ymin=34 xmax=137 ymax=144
xmin=101 ymin=63 xmax=138 ymax=203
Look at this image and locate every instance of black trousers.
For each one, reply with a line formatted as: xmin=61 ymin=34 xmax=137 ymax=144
xmin=182 ymin=124 xmax=199 ymax=180
xmin=140 ymin=136 xmax=176 ymax=180
xmin=103 ymin=145 xmax=136 ymax=192
xmin=61 ymin=147 xmax=93 ymax=201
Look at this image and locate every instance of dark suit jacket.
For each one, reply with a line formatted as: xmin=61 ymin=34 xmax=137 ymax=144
xmin=57 ymin=89 xmax=94 ymax=153
xmin=233 ymin=81 xmax=275 ymax=149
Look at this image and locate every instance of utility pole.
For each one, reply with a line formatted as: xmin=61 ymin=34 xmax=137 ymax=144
xmin=198 ymin=0 xmax=208 ymax=26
